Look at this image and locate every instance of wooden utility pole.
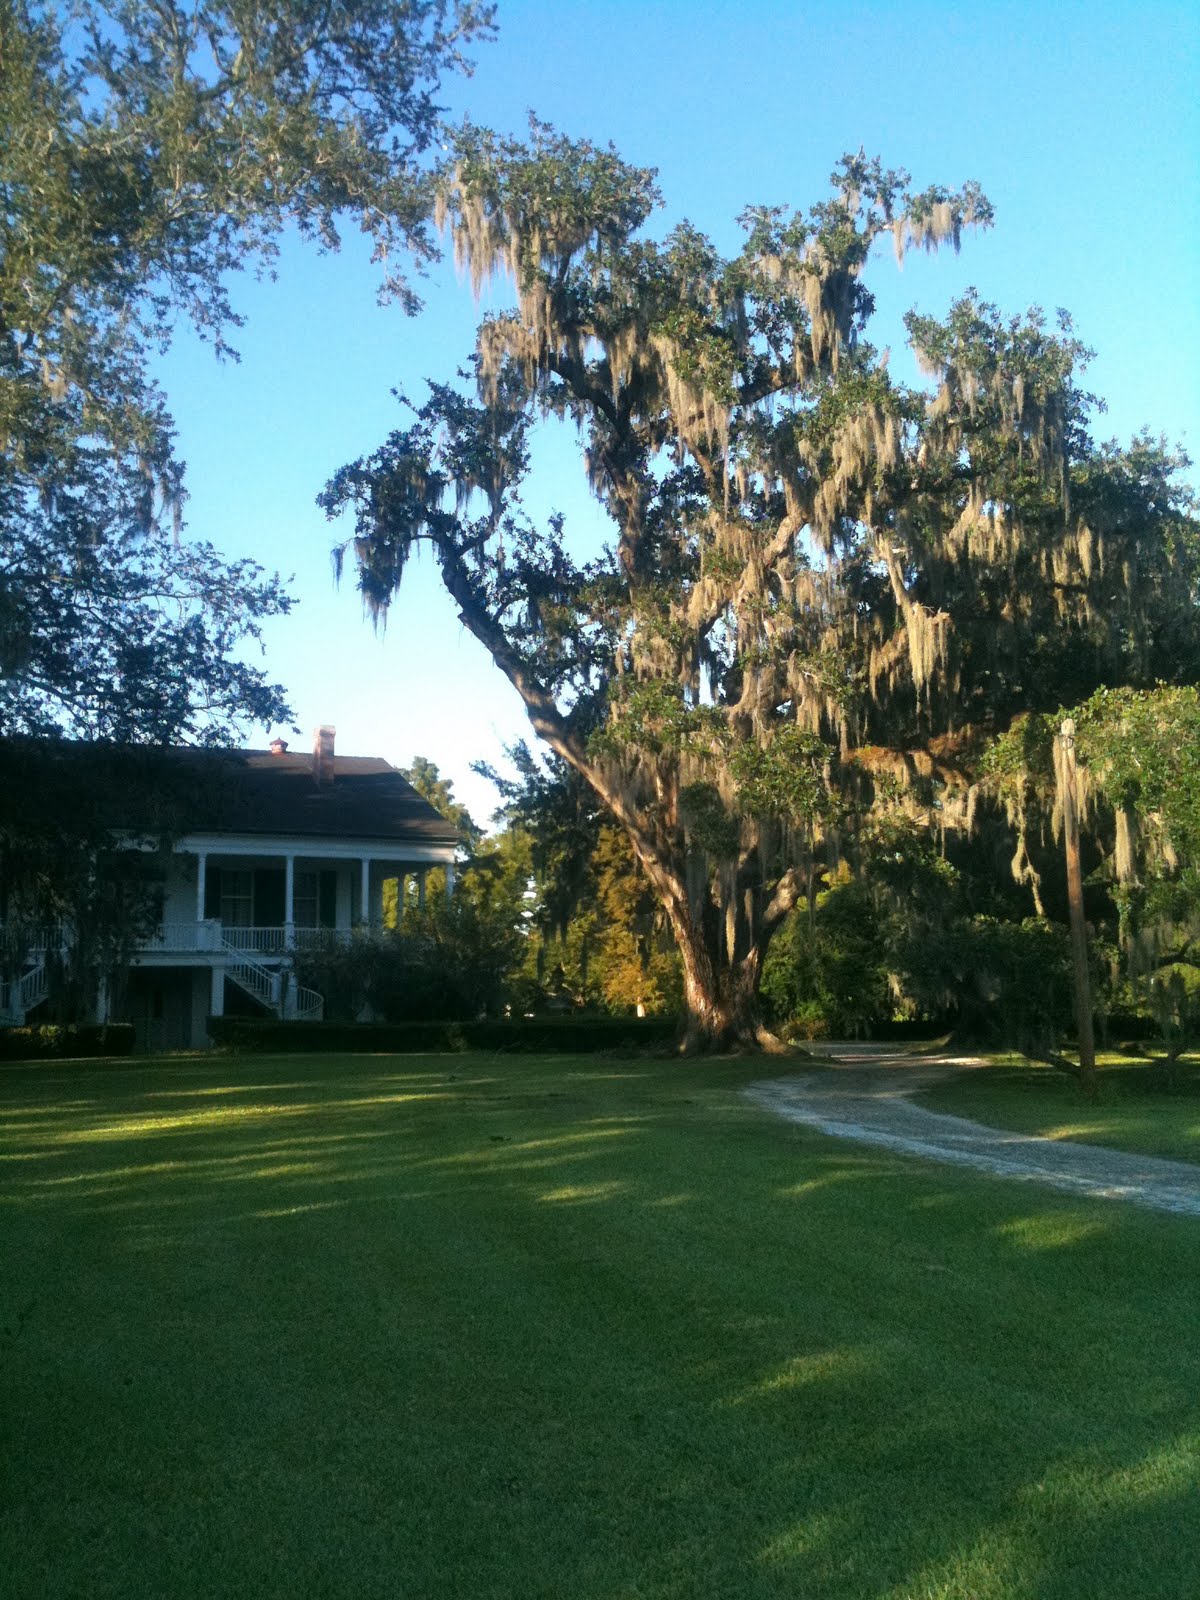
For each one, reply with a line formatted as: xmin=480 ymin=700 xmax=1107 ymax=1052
xmin=1059 ymin=719 xmax=1097 ymax=1096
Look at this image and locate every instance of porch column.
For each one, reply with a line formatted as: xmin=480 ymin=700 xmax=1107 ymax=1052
xmin=360 ymin=857 xmax=371 ymax=929
xmin=210 ymin=965 xmax=224 ymax=1017
xmin=196 ymin=851 xmax=207 ymax=922
xmin=445 ymin=861 xmax=457 ymax=897
xmin=284 ymin=853 xmax=295 ymax=950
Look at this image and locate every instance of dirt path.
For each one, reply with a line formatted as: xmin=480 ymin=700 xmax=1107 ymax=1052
xmin=746 ymin=1047 xmax=1200 ymax=1218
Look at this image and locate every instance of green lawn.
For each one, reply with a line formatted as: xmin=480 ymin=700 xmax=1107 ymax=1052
xmin=3 ymin=1051 xmax=1199 ymax=1600
xmin=916 ymin=1054 xmax=1200 ymax=1163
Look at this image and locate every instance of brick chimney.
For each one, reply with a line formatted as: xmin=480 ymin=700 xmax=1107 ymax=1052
xmin=313 ymin=724 xmax=336 ymax=786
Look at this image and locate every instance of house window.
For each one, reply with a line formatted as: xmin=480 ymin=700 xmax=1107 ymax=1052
xmin=294 ymin=871 xmax=319 ymax=929
xmin=219 ymin=869 xmax=254 ymax=928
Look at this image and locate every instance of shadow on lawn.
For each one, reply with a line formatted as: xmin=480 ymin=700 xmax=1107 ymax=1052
xmin=3 ymin=1054 xmax=1200 ymax=1600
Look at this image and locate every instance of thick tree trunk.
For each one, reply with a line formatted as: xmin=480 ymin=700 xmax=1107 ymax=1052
xmin=435 ymin=553 xmax=798 ymax=1053
xmin=672 ymin=912 xmax=790 ymax=1055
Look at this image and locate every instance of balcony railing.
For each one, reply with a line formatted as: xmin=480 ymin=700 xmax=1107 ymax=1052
xmin=222 ymin=925 xmax=289 ymax=954
xmin=142 ymin=923 xmax=355 ymax=954
xmin=145 ymin=921 xmax=224 ymax=952
xmin=0 ymin=923 xmax=66 ymax=958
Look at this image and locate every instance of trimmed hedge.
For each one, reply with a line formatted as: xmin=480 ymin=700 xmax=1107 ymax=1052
xmin=0 ymin=1022 xmax=136 ymax=1061
xmin=206 ymin=1015 xmax=678 ymax=1055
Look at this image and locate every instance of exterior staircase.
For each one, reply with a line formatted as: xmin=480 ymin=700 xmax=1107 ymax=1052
xmin=0 ymin=953 xmax=49 ymax=1025
xmin=220 ymin=936 xmax=324 ymax=1022
xmin=0 ymin=924 xmax=59 ymax=1025
xmin=222 ymin=937 xmax=281 ymax=1013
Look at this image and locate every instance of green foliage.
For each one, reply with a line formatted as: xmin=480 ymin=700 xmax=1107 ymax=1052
xmin=293 ymin=899 xmax=521 ymax=1025
xmin=761 ymin=811 xmax=1077 ymax=1049
xmin=726 ymin=728 xmax=832 ymax=823
xmin=1145 ymin=963 xmax=1200 ymax=1065
xmin=761 ymin=876 xmax=892 ymax=1039
xmin=0 ymin=739 xmax=208 ymax=1021
xmin=1074 ymin=686 xmax=1200 ymax=882
xmin=205 ymin=1015 xmax=675 ymax=1053
xmin=0 ymin=1021 xmax=134 ymax=1059
xmin=985 ymin=685 xmax=1200 ymax=1052
xmin=395 ymin=885 xmax=525 ymax=1020
xmin=919 ymin=916 xmax=1074 ymax=1049
xmin=476 ymin=743 xmax=599 ymax=940
xmin=327 ymin=119 xmax=1200 ymax=1043
xmin=678 ymin=785 xmax=740 ymax=860
xmin=476 ymin=749 xmax=682 ymax=1018
xmin=2 ymin=0 xmax=492 ymax=741
xmin=589 ymin=825 xmax=682 ymax=1015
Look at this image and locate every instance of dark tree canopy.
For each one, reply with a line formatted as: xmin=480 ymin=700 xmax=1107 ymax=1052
xmin=1 ymin=0 xmax=493 ymax=743
xmin=325 ymin=123 xmax=1200 ymax=1049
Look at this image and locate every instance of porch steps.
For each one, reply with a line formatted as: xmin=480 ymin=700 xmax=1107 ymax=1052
xmin=0 ymin=954 xmax=48 ymax=1025
xmin=293 ymin=986 xmax=325 ymax=1023
xmin=222 ymin=938 xmax=282 ymax=1013
xmin=220 ymin=937 xmax=324 ymax=1022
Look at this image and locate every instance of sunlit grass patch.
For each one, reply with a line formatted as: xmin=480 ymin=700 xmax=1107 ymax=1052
xmin=918 ymin=1053 xmax=1200 ymax=1163
xmin=3 ymin=1050 xmax=1200 ymax=1600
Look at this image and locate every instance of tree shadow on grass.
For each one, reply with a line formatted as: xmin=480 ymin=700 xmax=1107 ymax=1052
xmin=3 ymin=1054 xmax=1200 ymax=1598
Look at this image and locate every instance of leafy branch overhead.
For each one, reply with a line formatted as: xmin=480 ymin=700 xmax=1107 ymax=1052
xmin=1 ymin=0 xmax=493 ymax=744
xmin=325 ymin=121 xmax=1199 ymax=1048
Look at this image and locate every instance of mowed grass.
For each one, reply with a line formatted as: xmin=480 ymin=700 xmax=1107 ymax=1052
xmin=3 ymin=1052 xmax=1200 ymax=1600
xmin=916 ymin=1053 xmax=1200 ymax=1163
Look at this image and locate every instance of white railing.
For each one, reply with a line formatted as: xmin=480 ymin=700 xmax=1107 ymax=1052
xmin=221 ymin=935 xmax=281 ymax=1012
xmin=0 ymin=926 xmax=61 ymax=1022
xmin=1 ymin=923 xmax=65 ymax=958
xmin=221 ymin=926 xmax=355 ymax=953
xmin=144 ymin=920 xmax=224 ymax=953
xmin=221 ymin=925 xmax=290 ymax=954
xmin=0 ymin=955 xmax=48 ymax=1022
xmin=0 ymin=922 xmax=329 ymax=1026
xmin=136 ymin=925 xmax=327 ymax=1025
xmin=141 ymin=923 xmax=357 ymax=955
xmin=15 ymin=959 xmax=48 ymax=1015
xmin=293 ymin=986 xmax=325 ymax=1023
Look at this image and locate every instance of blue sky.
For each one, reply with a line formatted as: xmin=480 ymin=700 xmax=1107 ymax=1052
xmin=158 ymin=0 xmax=1200 ymax=826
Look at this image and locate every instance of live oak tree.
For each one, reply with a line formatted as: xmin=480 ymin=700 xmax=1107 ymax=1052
xmin=1 ymin=0 xmax=493 ymax=741
xmin=325 ymin=123 xmax=1200 ymax=1050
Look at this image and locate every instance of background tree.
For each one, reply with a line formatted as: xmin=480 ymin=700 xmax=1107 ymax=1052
xmin=1 ymin=0 xmax=493 ymax=741
xmin=481 ymin=746 xmax=679 ymax=1014
xmin=1 ymin=2 xmax=493 ymax=1014
xmin=325 ymin=123 xmax=1200 ymax=1051
xmin=985 ymin=684 xmax=1200 ymax=1066
xmin=402 ymin=756 xmax=484 ymax=849
xmin=0 ymin=739 xmax=230 ymax=1020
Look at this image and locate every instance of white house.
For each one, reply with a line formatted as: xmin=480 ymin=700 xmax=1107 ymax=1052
xmin=0 ymin=727 xmax=459 ymax=1049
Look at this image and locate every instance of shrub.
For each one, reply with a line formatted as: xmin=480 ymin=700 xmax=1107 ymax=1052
xmin=206 ymin=1015 xmax=678 ymax=1055
xmin=0 ymin=1022 xmax=135 ymax=1061
xmin=291 ymin=907 xmax=520 ymax=1023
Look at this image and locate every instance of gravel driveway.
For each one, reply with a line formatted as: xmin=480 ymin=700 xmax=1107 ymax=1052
xmin=746 ymin=1048 xmax=1200 ymax=1217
